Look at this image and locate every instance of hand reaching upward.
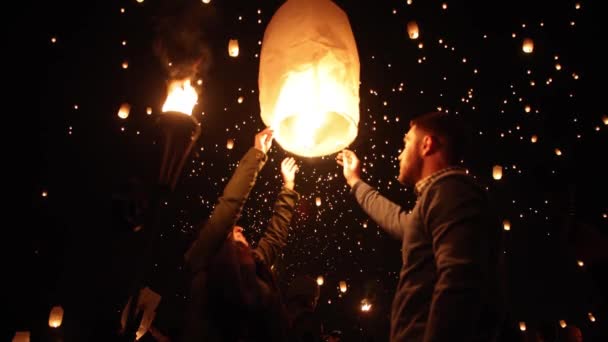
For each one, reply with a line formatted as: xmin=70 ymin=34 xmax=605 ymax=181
xmin=336 ymin=149 xmax=362 ymax=188
xmin=281 ymin=157 xmax=298 ymax=190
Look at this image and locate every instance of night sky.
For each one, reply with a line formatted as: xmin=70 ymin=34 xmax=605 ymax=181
xmin=13 ymin=0 xmax=608 ymax=341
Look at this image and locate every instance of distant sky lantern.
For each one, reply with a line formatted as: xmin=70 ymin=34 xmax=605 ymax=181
xmin=492 ymin=165 xmax=503 ymax=180
xmin=146 ymin=107 xmax=152 ymax=115
xmin=531 ymin=135 xmax=538 ymax=143
xmin=48 ymin=305 xmax=64 ymax=328
xmin=162 ymin=79 xmax=198 ymax=115
xmin=202 ymin=0 xmax=211 ymax=4
xmin=588 ymin=312 xmax=596 ymax=322
xmin=122 ymin=61 xmax=129 ymax=69
xmin=503 ymin=219 xmax=511 ymax=231
xmin=407 ymin=21 xmax=420 ymax=39
xmin=522 ymin=38 xmax=534 ymax=53
xmin=317 ymin=275 xmax=324 ymax=286
xmin=577 ymin=260 xmax=584 ymax=267
xmin=42 ymin=190 xmax=48 ymax=197
xmin=237 ymin=96 xmax=244 ymax=104
xmin=524 ymin=105 xmax=531 ymax=113
xmin=339 ymin=281 xmax=347 ymax=293
xmin=554 ymin=148 xmax=562 ymax=156
xmin=259 ymin=0 xmax=360 ymax=157
xmin=602 ymin=115 xmax=608 ymax=125
xmin=228 ymin=39 xmax=240 ymax=57
xmin=559 ymin=320 xmax=567 ymax=328
xmin=12 ymin=332 xmax=30 ymax=342
xmin=118 ymin=103 xmax=131 ymax=119
xmin=360 ymin=299 xmax=372 ymax=312
xmin=519 ymin=322 xmax=526 ymax=331
xmin=315 ymin=196 xmax=322 ymax=207
xmin=227 ymin=138 xmax=235 ymax=149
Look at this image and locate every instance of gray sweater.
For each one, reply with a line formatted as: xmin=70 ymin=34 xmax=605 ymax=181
xmin=352 ymin=171 xmax=504 ymax=342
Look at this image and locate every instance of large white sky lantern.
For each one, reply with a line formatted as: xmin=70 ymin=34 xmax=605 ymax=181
xmin=259 ymin=0 xmax=360 ymax=157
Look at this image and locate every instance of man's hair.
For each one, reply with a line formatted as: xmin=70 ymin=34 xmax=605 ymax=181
xmin=409 ymin=111 xmax=471 ymax=164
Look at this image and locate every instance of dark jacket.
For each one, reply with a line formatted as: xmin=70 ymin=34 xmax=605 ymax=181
xmin=352 ymin=171 xmax=505 ymax=342
xmin=183 ymin=147 xmax=300 ymax=342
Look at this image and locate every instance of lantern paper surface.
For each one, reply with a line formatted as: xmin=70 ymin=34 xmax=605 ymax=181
xmin=259 ymin=0 xmax=360 ymax=157
xmin=48 ymin=305 xmax=64 ymax=328
xmin=120 ymin=287 xmax=162 ymax=340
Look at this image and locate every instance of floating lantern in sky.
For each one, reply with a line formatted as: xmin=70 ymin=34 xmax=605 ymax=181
xmin=519 ymin=322 xmax=526 ymax=331
xmin=602 ymin=115 xmax=608 ymax=125
xmin=48 ymin=305 xmax=64 ymax=328
xmin=339 ymin=280 xmax=348 ymax=293
xmin=554 ymin=148 xmax=562 ymax=156
xmin=503 ymin=219 xmax=511 ymax=231
xmin=577 ymin=260 xmax=584 ymax=267
xmin=360 ymin=299 xmax=372 ymax=312
xmin=202 ymin=0 xmax=211 ymax=4
xmin=531 ymin=135 xmax=538 ymax=143
xmin=492 ymin=165 xmax=503 ymax=180
xmin=407 ymin=21 xmax=420 ymax=39
xmin=118 ymin=103 xmax=131 ymax=119
xmin=524 ymin=105 xmax=531 ymax=113
xmin=315 ymin=196 xmax=322 ymax=207
xmin=228 ymin=39 xmax=240 ymax=57
xmin=227 ymin=138 xmax=235 ymax=150
xmin=588 ymin=312 xmax=596 ymax=322
xmin=522 ymin=38 xmax=534 ymax=53
xmin=12 ymin=332 xmax=30 ymax=342
xmin=259 ymin=0 xmax=360 ymax=157
xmin=237 ymin=96 xmax=244 ymax=104
xmin=122 ymin=61 xmax=129 ymax=69
xmin=317 ymin=275 xmax=324 ymax=286
xmin=146 ymin=107 xmax=153 ymax=115
xmin=559 ymin=320 xmax=567 ymax=328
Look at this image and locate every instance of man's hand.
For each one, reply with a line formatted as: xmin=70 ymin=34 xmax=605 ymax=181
xmin=336 ymin=149 xmax=361 ymax=188
xmin=281 ymin=157 xmax=298 ymax=190
xmin=254 ymin=127 xmax=274 ymax=154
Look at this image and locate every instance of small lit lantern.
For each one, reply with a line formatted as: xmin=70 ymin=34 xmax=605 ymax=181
xmin=146 ymin=107 xmax=153 ymax=115
xmin=227 ymin=139 xmax=235 ymax=150
xmin=524 ymin=105 xmax=531 ymax=113
xmin=315 ymin=196 xmax=322 ymax=207
xmin=555 ymin=148 xmax=562 ymax=156
xmin=360 ymin=299 xmax=372 ymax=312
xmin=339 ymin=280 xmax=347 ymax=293
xmin=531 ymin=135 xmax=538 ymax=143
xmin=602 ymin=115 xmax=608 ymax=125
xmin=577 ymin=260 xmax=584 ymax=267
xmin=588 ymin=312 xmax=596 ymax=322
xmin=122 ymin=61 xmax=129 ymax=69
xmin=559 ymin=320 xmax=567 ymax=328
xmin=407 ymin=21 xmax=420 ymax=39
xmin=118 ymin=103 xmax=131 ymax=119
xmin=503 ymin=219 xmax=511 ymax=231
xmin=492 ymin=165 xmax=503 ymax=180
xmin=237 ymin=96 xmax=244 ymax=104
xmin=317 ymin=275 xmax=324 ymax=286
xmin=228 ymin=39 xmax=240 ymax=57
xmin=519 ymin=322 xmax=526 ymax=331
xmin=522 ymin=38 xmax=534 ymax=53
xmin=48 ymin=305 xmax=64 ymax=328
xmin=259 ymin=0 xmax=360 ymax=157
xmin=202 ymin=0 xmax=211 ymax=4
xmin=12 ymin=332 xmax=30 ymax=342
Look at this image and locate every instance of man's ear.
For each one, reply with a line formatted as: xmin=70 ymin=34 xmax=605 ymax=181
xmin=420 ymin=135 xmax=435 ymax=156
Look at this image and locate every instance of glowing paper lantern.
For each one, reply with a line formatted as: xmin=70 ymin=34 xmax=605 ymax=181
xmin=588 ymin=312 xmax=596 ymax=322
xmin=227 ymin=139 xmax=235 ymax=150
xmin=315 ymin=196 xmax=322 ymax=207
xmin=237 ymin=96 xmax=244 ymax=104
xmin=146 ymin=107 xmax=153 ymax=115
xmin=407 ymin=21 xmax=420 ymax=39
xmin=339 ymin=280 xmax=347 ymax=293
xmin=316 ymin=276 xmax=324 ymax=286
xmin=492 ymin=165 xmax=503 ymax=180
xmin=48 ymin=305 xmax=64 ymax=328
xmin=531 ymin=135 xmax=538 ymax=143
xmin=259 ymin=0 xmax=360 ymax=157
xmin=118 ymin=103 xmax=131 ymax=119
xmin=12 ymin=332 xmax=30 ymax=342
xmin=162 ymin=79 xmax=198 ymax=115
xmin=360 ymin=299 xmax=372 ymax=312
xmin=602 ymin=115 xmax=608 ymax=125
xmin=519 ymin=322 xmax=526 ymax=331
xmin=522 ymin=38 xmax=534 ymax=53
xmin=228 ymin=39 xmax=239 ymax=57
xmin=559 ymin=320 xmax=567 ymax=328
xmin=503 ymin=219 xmax=511 ymax=231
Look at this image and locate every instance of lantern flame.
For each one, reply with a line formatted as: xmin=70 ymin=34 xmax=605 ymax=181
xmin=162 ymin=79 xmax=198 ymax=115
xmin=317 ymin=276 xmax=324 ymax=286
